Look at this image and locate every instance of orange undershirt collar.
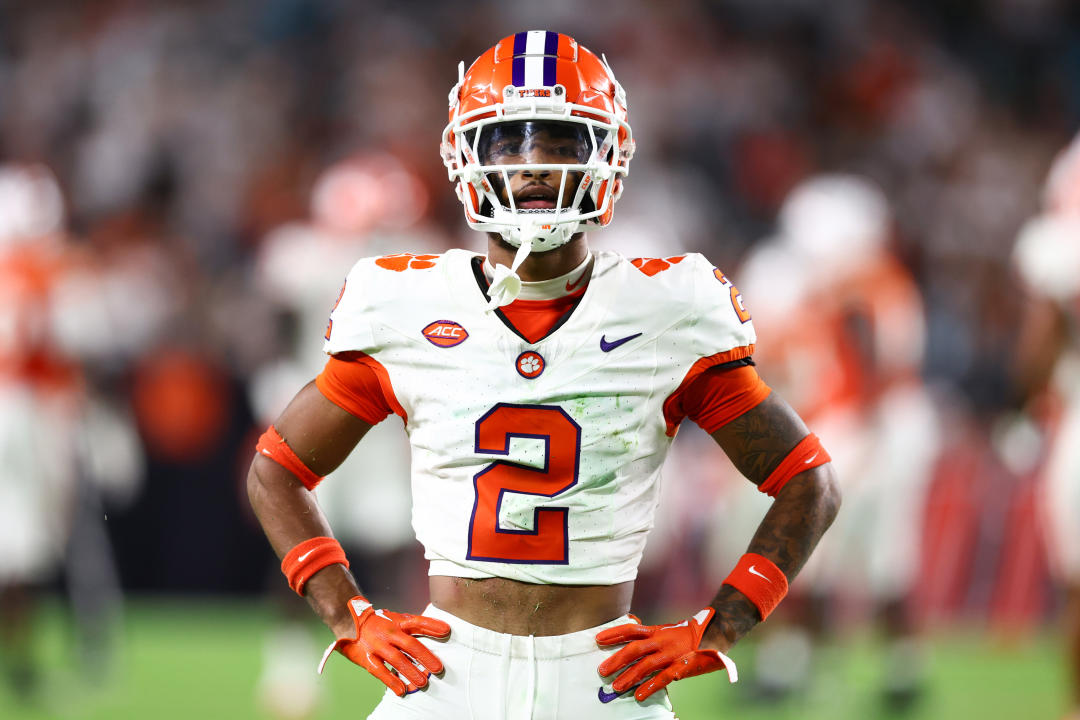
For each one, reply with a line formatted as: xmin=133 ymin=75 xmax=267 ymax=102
xmin=499 ymin=292 xmax=585 ymax=343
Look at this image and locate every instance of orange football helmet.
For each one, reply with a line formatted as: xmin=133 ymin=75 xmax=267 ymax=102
xmin=441 ymin=31 xmax=634 ymax=252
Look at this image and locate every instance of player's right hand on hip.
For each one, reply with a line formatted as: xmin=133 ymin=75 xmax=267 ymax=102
xmin=317 ymin=595 xmax=451 ymax=696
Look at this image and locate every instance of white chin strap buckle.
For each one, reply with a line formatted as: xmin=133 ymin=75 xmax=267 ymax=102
xmin=486 ymin=233 xmax=535 ymax=310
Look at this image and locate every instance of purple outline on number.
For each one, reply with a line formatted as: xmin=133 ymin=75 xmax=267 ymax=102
xmin=466 ymin=403 xmax=581 ymax=564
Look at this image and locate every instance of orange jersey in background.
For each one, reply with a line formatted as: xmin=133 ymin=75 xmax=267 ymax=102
xmin=0 ymin=243 xmax=82 ymax=393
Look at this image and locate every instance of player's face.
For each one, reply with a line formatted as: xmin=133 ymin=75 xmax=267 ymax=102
xmin=477 ymin=121 xmax=593 ymax=211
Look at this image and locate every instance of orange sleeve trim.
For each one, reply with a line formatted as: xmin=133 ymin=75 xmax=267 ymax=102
xmin=281 ymin=536 xmax=349 ymax=596
xmin=684 ymin=364 xmax=772 ymax=434
xmin=256 ymin=425 xmax=324 ymax=490
xmin=758 ymin=433 xmax=831 ymax=498
xmin=315 ymin=352 xmax=406 ymax=425
xmin=662 ymin=344 xmax=756 ymax=436
xmin=722 ymin=553 xmax=788 ymax=620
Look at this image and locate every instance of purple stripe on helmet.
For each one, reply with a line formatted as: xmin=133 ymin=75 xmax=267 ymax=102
xmin=544 ymin=31 xmax=558 ymax=55
xmin=512 ymin=32 xmax=528 ymax=86
xmin=543 ymin=32 xmax=558 ymax=85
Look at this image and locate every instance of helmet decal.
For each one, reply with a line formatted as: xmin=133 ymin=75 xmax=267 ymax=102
xmin=511 ymin=31 xmax=559 ymax=87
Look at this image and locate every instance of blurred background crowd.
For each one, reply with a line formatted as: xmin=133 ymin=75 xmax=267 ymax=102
xmin=1 ymin=0 xmax=1079 ymax=717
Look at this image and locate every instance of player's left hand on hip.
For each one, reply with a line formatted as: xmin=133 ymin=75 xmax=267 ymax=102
xmin=596 ymin=607 xmax=738 ymax=701
xmin=318 ymin=595 xmax=451 ymax=697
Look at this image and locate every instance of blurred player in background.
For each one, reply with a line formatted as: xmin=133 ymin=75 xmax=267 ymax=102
xmin=732 ymin=174 xmax=940 ymax=711
xmin=0 ymin=163 xmax=77 ymax=701
xmin=247 ymin=31 xmax=840 ymax=719
xmin=0 ymin=163 xmax=139 ymax=702
xmin=249 ymin=153 xmax=446 ymax=718
xmin=1012 ymin=131 xmax=1080 ymax=720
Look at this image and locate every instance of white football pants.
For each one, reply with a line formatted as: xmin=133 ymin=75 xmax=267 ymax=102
xmin=366 ymin=604 xmax=677 ymax=720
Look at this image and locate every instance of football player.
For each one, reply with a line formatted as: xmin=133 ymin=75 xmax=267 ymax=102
xmin=247 ymin=31 xmax=840 ymax=719
xmin=1012 ymin=131 xmax=1080 ymax=720
xmin=732 ymin=174 xmax=940 ymax=709
xmin=0 ymin=163 xmax=136 ymax=700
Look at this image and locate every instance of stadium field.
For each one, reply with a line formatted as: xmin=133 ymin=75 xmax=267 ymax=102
xmin=0 ymin=598 xmax=1065 ymax=720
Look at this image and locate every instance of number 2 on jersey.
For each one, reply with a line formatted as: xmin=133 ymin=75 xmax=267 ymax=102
xmin=467 ymin=404 xmax=581 ymax=564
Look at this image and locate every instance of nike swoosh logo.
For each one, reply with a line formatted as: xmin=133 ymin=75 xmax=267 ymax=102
xmin=600 ymin=332 xmax=642 ymax=352
xmin=565 ymin=271 xmax=588 ymax=292
xmin=297 ymin=549 xmax=315 ymax=562
xmin=597 ymin=687 xmax=624 ymax=704
xmin=804 ymin=452 xmax=819 ymax=464
xmin=748 ymin=565 xmax=772 ymax=582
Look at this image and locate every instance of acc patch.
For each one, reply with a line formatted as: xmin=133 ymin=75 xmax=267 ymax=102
xmin=422 ymin=320 xmax=469 ymax=347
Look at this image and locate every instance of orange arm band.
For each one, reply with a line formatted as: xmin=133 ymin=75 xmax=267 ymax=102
xmin=281 ymin=536 xmax=350 ymax=596
xmin=255 ymin=425 xmax=324 ymax=490
xmin=722 ymin=552 xmax=789 ymax=621
xmin=757 ymin=433 xmax=830 ymax=498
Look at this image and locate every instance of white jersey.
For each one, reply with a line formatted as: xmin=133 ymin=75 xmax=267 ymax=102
xmin=324 ymin=249 xmax=755 ymax=585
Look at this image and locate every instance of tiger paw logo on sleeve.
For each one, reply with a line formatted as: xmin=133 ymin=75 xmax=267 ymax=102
xmin=375 ymin=253 xmax=439 ymax=272
xmin=629 ymin=256 xmax=686 ymax=277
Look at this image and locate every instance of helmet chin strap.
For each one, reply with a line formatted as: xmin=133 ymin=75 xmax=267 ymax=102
xmin=486 ymin=232 xmax=535 ymax=310
xmin=486 ymin=221 xmax=579 ymax=310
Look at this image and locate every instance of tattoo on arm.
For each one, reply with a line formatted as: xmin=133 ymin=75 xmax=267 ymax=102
xmin=712 ymin=393 xmax=809 ymax=487
xmin=705 ymin=393 xmax=841 ymax=646
xmin=707 ymin=585 xmax=761 ymax=647
xmin=747 ymin=470 xmax=838 ymax=578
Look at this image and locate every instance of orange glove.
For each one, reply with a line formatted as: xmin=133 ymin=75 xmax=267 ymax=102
xmin=317 ymin=596 xmax=451 ymax=696
xmin=596 ymin=607 xmax=738 ymax=701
